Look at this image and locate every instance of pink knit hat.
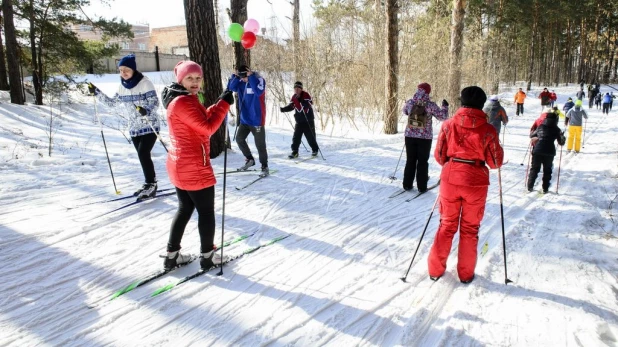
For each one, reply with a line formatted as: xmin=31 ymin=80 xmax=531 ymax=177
xmin=174 ymin=60 xmax=203 ymax=83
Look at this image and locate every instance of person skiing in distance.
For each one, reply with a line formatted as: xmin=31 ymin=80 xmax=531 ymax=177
xmin=161 ymin=60 xmax=234 ymax=271
xmin=576 ymin=88 xmax=585 ymax=101
xmin=539 ymin=87 xmax=552 ymax=107
xmin=428 ymin=86 xmax=504 ymax=284
xmin=602 ymin=92 xmax=612 ymax=115
xmin=549 ymin=90 xmax=557 ymax=108
xmin=595 ymin=92 xmax=602 ymax=109
xmin=565 ymin=99 xmax=588 ymax=153
xmin=514 ymin=87 xmax=526 ymax=116
xmin=280 ymin=81 xmax=319 ymax=158
xmin=527 ymin=110 xmax=566 ymax=193
xmin=401 ymin=83 xmax=449 ymax=192
xmin=483 ymin=95 xmax=508 ymax=134
xmin=227 ymin=65 xmax=269 ymax=176
xmin=87 ymin=54 xmax=161 ymax=200
xmin=562 ymin=97 xmax=575 ymax=114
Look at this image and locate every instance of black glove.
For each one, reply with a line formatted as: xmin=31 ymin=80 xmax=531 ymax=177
xmin=136 ymin=106 xmax=148 ymax=116
xmin=218 ymin=90 xmax=234 ymax=105
xmin=87 ymin=83 xmax=99 ymax=96
xmin=280 ymin=107 xmax=285 ymax=112
xmin=442 ymin=99 xmax=449 ymax=107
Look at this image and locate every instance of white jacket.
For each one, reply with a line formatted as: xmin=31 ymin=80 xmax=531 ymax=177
xmin=97 ymin=75 xmax=160 ymax=137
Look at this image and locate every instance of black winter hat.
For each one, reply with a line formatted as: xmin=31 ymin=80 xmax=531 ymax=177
xmin=460 ymin=86 xmax=487 ymax=110
xmin=294 ymin=81 xmax=303 ymax=89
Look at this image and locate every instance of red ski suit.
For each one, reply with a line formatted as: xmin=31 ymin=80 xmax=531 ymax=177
xmin=166 ymin=95 xmax=230 ymax=191
xmin=428 ymin=107 xmax=504 ymax=282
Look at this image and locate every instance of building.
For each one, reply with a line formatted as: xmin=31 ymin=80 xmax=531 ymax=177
xmin=71 ymin=23 xmax=151 ymax=52
xmin=149 ymin=26 xmax=189 ymax=54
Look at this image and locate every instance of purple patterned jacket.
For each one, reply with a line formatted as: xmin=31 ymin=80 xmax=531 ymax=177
xmin=402 ymin=88 xmax=449 ymax=139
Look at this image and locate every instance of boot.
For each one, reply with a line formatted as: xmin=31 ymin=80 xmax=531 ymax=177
xmin=238 ymin=158 xmax=255 ymax=171
xmin=259 ymin=166 xmax=270 ymax=177
xmin=163 ymin=251 xmax=192 ymax=271
xmin=311 ymin=150 xmax=319 ymax=157
xmin=133 ymin=183 xmax=148 ymax=197
xmin=137 ymin=182 xmax=157 ymax=200
xmin=200 ymin=249 xmax=230 ymax=270
xmin=288 ymin=151 xmax=299 ymax=159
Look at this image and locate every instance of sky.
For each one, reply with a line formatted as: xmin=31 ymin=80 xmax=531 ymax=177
xmin=83 ymin=0 xmax=316 ymax=38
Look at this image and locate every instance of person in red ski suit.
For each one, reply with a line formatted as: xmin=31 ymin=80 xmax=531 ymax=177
xmin=427 ymin=86 xmax=504 ymax=284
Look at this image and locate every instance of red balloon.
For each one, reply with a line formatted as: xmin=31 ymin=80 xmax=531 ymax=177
xmin=241 ymin=32 xmax=256 ymax=49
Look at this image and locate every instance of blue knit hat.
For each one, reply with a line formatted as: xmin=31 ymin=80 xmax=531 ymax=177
xmin=118 ymin=54 xmax=137 ymax=71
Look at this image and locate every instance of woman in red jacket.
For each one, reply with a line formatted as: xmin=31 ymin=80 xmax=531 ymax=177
xmin=428 ymin=86 xmax=504 ymax=283
xmin=161 ymin=60 xmax=234 ymax=271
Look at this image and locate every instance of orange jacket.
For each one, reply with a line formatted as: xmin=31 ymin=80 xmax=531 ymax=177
xmin=514 ymin=90 xmax=526 ymax=104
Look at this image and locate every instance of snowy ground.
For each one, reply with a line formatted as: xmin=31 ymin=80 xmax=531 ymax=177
xmin=1 ymin=76 xmax=617 ymax=346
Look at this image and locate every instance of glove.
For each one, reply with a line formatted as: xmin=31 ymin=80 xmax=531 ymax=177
xmin=442 ymin=99 xmax=449 ymax=107
xmin=280 ymin=107 xmax=285 ymax=112
xmin=136 ymin=106 xmax=148 ymax=116
xmin=218 ymin=90 xmax=234 ymax=105
xmin=87 ymin=83 xmax=99 ymax=96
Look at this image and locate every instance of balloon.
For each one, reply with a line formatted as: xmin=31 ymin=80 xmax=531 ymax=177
xmin=243 ymin=19 xmax=260 ymax=34
xmin=241 ymin=32 xmax=257 ymax=49
xmin=228 ymin=23 xmax=244 ymax=42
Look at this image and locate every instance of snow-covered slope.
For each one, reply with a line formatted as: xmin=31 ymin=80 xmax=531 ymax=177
xmin=1 ymin=78 xmax=617 ymax=346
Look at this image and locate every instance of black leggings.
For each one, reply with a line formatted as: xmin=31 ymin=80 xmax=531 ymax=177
xmin=403 ymin=137 xmax=432 ymax=191
xmin=167 ymin=186 xmax=215 ymax=254
xmin=132 ymin=133 xmax=157 ymax=183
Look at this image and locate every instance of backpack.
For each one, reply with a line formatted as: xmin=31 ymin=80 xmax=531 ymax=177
xmin=408 ymin=101 xmax=428 ymax=129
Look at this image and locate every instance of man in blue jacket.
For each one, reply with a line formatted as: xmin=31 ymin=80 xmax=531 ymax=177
xmin=228 ymin=65 xmax=269 ymax=176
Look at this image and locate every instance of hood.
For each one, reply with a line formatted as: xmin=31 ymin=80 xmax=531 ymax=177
xmin=452 ymin=107 xmax=489 ymax=129
xmin=484 ymin=100 xmax=501 ymax=110
xmin=161 ymin=83 xmax=190 ymax=109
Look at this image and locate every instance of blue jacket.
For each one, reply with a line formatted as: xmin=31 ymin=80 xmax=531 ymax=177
xmin=603 ymin=93 xmax=612 ymax=104
xmin=562 ymin=100 xmax=574 ymax=113
xmin=227 ymin=73 xmax=266 ymax=126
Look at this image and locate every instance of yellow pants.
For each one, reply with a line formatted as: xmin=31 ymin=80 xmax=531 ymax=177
xmin=567 ymin=126 xmax=583 ymax=152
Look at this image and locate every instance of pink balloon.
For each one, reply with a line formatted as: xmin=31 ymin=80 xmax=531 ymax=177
xmin=243 ymin=19 xmax=260 ymax=34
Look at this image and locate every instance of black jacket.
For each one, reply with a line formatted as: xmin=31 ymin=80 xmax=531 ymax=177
xmin=530 ymin=116 xmax=565 ymax=156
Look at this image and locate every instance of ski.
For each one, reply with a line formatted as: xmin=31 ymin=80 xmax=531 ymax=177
xmin=89 ymin=232 xmax=258 ymax=308
xmin=67 ymin=188 xmax=175 ymax=210
xmin=294 ymin=156 xmax=318 ymax=164
xmin=389 ymin=189 xmax=409 ymax=198
xmin=85 ymin=191 xmax=177 ymax=221
xmin=215 ymin=169 xmax=259 ymax=175
xmin=151 ymin=234 xmax=291 ymax=297
xmin=405 ymin=180 xmax=441 ymax=202
xmin=235 ymin=169 xmax=278 ymax=190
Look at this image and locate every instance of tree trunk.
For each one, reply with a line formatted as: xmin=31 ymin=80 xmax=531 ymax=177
xmin=292 ymin=0 xmax=300 ymax=80
xmin=448 ymin=0 xmax=466 ymax=108
xmin=526 ymin=1 xmax=537 ymax=91
xmin=2 ymin=0 xmax=24 ymax=104
xmin=383 ymin=0 xmax=398 ymax=134
xmin=184 ymin=0 xmax=226 ymax=158
xmin=29 ymin=0 xmax=43 ymax=105
xmin=0 ymin=14 xmax=10 ymax=90
xmin=230 ymin=0 xmax=249 ymax=69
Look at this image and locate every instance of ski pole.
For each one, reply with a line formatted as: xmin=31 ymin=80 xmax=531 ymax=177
xmin=582 ymin=118 xmax=587 ymax=148
xmin=524 ymin=143 xmax=532 ymax=190
xmin=556 ymin=143 xmax=563 ymax=194
xmin=520 ymin=143 xmax=531 ymax=166
xmin=93 ymin=96 xmax=121 ymax=195
xmin=400 ymin=193 xmax=440 ymax=283
xmin=281 ymin=109 xmax=309 ymax=152
xmin=389 ymin=143 xmax=405 ymax=180
xmin=299 ymin=100 xmax=325 ymax=160
xmin=217 ymin=112 xmax=230 ymax=277
xmin=497 ymin=166 xmax=513 ymax=285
